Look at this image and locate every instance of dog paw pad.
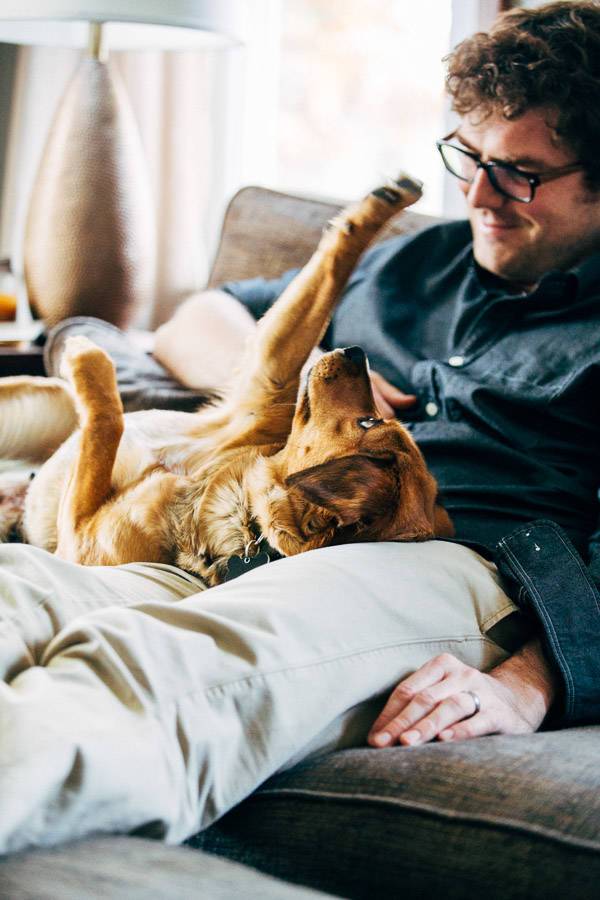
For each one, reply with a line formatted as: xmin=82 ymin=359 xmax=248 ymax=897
xmin=372 ymin=173 xmax=423 ymax=205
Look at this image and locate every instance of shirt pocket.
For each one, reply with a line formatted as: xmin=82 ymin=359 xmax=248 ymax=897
xmin=464 ymin=326 xmax=581 ymax=393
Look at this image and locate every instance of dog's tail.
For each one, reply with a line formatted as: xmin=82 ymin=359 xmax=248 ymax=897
xmin=0 ymin=376 xmax=78 ymax=462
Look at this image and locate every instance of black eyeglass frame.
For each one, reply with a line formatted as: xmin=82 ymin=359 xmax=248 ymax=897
xmin=436 ymin=132 xmax=584 ymax=203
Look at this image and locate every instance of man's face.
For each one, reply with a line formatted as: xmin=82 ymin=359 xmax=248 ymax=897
xmin=455 ymin=107 xmax=600 ymax=289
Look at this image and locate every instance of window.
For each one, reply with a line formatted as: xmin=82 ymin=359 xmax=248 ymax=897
xmin=241 ymin=0 xmax=453 ymax=215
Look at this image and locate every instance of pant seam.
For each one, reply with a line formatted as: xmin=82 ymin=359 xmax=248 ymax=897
xmin=199 ymin=634 xmax=492 ymax=700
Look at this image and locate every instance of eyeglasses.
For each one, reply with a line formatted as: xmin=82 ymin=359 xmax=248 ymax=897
xmin=436 ymin=132 xmax=583 ymax=203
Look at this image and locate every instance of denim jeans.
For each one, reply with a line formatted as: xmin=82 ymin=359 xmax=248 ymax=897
xmin=495 ymin=519 xmax=600 ymax=725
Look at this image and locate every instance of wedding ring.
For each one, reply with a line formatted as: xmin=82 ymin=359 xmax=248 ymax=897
xmin=461 ymin=690 xmax=481 ymax=719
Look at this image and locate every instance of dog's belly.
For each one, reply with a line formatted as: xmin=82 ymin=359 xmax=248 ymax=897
xmin=124 ymin=409 xmax=221 ymax=472
xmin=23 ymin=409 xmax=207 ymax=553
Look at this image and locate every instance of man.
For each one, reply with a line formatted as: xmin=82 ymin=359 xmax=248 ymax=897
xmin=0 ymin=0 xmax=598 ymax=853
xmin=153 ymin=0 xmax=600 ymax=743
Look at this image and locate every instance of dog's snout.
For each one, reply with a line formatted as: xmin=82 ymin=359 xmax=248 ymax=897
xmin=343 ymin=346 xmax=366 ymax=365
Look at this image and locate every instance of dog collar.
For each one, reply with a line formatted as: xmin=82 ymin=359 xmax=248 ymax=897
xmin=224 ymin=533 xmax=282 ymax=582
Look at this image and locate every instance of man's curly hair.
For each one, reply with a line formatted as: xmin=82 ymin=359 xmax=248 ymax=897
xmin=445 ymin=1 xmax=600 ymax=190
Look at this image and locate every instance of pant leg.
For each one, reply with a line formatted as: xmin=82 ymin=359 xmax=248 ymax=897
xmin=0 ymin=540 xmax=517 ymax=855
xmin=44 ymin=317 xmax=213 ymax=412
xmin=0 ymin=543 xmax=205 ymax=681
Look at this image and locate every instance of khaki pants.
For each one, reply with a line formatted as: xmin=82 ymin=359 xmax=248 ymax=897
xmin=0 ymin=540 xmax=518 ymax=855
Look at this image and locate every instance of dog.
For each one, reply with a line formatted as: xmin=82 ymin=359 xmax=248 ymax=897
xmin=3 ymin=177 xmax=453 ymax=585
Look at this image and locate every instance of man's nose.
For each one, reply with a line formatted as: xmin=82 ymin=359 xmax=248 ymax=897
xmin=466 ymin=167 xmax=506 ymax=209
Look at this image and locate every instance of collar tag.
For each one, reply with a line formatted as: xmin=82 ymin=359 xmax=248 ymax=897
xmin=225 ymin=551 xmax=271 ymax=582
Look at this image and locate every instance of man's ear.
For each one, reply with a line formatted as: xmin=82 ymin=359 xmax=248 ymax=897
xmin=285 ymin=454 xmax=396 ymax=526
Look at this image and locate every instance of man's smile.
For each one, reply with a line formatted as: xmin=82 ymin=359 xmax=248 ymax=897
xmin=479 ymin=217 xmax=521 ymax=235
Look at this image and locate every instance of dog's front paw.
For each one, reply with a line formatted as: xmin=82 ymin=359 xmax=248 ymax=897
xmin=371 ymin=173 xmax=423 ymax=206
xmin=324 ymin=172 xmax=423 ymax=246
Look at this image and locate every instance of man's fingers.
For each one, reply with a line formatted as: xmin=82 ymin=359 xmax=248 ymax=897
xmin=439 ymin=713 xmax=496 ymax=743
xmin=368 ymin=647 xmax=547 ymax=749
xmin=370 ymin=370 xmax=417 ymax=411
xmin=368 ymin=654 xmax=461 ymax=741
xmin=371 ymin=384 xmax=395 ymax=419
xmin=368 ymin=680 xmax=474 ymax=747
xmin=395 ymin=692 xmax=482 ymax=746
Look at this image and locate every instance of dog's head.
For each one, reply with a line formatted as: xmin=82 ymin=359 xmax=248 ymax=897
xmin=249 ymin=347 xmax=453 ymax=556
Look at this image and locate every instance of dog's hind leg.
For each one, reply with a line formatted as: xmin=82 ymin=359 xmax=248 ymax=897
xmin=229 ymin=175 xmax=422 ymax=421
xmin=55 ymin=336 xmax=124 ymax=557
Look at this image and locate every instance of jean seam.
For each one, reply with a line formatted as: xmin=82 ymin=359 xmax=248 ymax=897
xmin=551 ymin=525 xmax=600 ymax=617
xmin=500 ymin=538 xmax=575 ymax=717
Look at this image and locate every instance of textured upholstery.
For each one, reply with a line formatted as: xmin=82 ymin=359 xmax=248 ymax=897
xmin=207 ymin=185 xmax=439 ymax=287
xmin=0 ymin=837 xmax=332 ymax=898
xmin=193 ymin=728 xmax=600 ymax=899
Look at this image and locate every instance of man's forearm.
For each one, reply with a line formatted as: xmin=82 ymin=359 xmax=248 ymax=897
xmin=489 ymin=637 xmax=557 ymax=730
xmin=153 ymin=290 xmax=257 ymax=390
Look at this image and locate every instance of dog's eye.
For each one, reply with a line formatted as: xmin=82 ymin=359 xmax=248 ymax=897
xmin=357 ymin=417 xmax=383 ymax=430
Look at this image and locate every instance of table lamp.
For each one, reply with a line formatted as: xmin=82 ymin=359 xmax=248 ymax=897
xmin=0 ymin=1 xmax=244 ymax=330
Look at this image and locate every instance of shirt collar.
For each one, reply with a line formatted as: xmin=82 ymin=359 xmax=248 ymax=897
xmin=469 ymin=249 xmax=600 ymax=306
xmin=570 ymin=250 xmax=600 ymax=297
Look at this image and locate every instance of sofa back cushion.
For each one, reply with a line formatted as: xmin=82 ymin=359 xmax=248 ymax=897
xmin=207 ymin=185 xmax=443 ymax=287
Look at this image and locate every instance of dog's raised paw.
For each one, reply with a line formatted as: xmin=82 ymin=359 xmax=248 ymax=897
xmin=372 ymin=173 xmax=423 ymax=206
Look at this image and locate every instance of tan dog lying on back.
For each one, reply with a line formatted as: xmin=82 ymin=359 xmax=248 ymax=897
xmin=16 ymin=178 xmax=453 ymax=585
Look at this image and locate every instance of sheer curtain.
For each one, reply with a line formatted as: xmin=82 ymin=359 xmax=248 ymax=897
xmin=0 ymin=40 xmax=246 ymax=329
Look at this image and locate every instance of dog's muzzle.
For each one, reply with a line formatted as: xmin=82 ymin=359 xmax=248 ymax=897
xmin=342 ymin=346 xmax=367 ymax=366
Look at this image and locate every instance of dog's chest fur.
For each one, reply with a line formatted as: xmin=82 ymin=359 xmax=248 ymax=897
xmin=171 ymin=448 xmax=271 ymax=584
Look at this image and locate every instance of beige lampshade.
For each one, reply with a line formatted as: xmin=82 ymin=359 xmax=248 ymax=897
xmin=0 ymin=2 xmax=246 ymax=49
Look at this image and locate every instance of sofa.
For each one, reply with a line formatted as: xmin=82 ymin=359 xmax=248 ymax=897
xmin=2 ymin=186 xmax=599 ymax=898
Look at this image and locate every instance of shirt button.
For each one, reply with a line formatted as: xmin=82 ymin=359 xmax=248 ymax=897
xmin=425 ymin=402 xmax=438 ymax=417
xmin=448 ymin=355 xmax=464 ymax=367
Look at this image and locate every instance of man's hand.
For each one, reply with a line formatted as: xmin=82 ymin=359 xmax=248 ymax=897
xmin=367 ymin=638 xmax=556 ymax=747
xmin=369 ymin=370 xmax=417 ymax=418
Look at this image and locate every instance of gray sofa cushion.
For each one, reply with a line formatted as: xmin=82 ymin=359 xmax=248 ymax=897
xmin=0 ymin=836 xmax=334 ymax=899
xmin=192 ymin=728 xmax=600 ymax=899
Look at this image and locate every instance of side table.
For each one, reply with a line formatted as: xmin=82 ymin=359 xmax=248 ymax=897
xmin=0 ymin=343 xmax=45 ymax=376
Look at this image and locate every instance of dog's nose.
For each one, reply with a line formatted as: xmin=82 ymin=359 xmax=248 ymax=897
xmin=343 ymin=346 xmax=366 ymax=365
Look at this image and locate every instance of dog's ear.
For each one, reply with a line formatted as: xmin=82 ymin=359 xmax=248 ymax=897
xmin=285 ymin=454 xmax=396 ymax=526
